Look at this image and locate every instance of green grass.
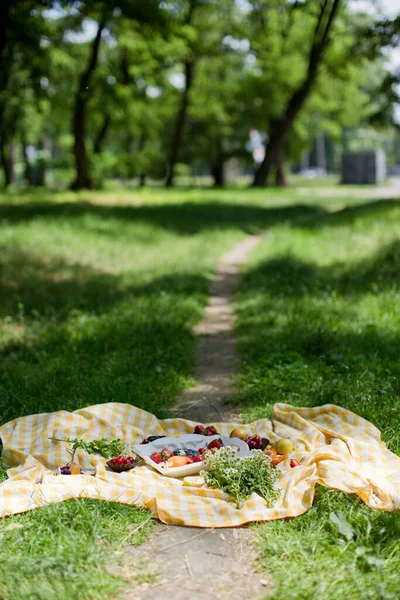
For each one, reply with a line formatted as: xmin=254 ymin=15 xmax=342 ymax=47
xmin=0 ymin=185 xmax=327 ymax=599
xmin=0 ymin=500 xmax=155 ymax=600
xmin=1 ymin=186 xmax=400 ymax=599
xmin=234 ymin=194 xmax=400 ymax=599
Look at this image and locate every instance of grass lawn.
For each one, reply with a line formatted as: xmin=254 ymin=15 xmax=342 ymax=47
xmin=235 ymin=195 xmax=400 ymax=599
xmin=0 ymin=185 xmax=399 ymax=598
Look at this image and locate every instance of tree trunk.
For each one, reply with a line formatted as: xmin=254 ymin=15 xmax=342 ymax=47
xmin=165 ymin=60 xmax=195 ymax=187
xmin=0 ymin=136 xmax=14 ymax=187
xmin=252 ymin=0 xmax=342 ymax=187
xmin=0 ymin=0 xmax=11 ymax=81
xmin=71 ymin=18 xmax=106 ymax=190
xmin=211 ymin=160 xmax=225 ymax=187
xmin=93 ymin=113 xmax=111 ymax=154
xmin=252 ymin=125 xmax=286 ymax=187
xmin=22 ymin=139 xmax=33 ymax=186
xmin=93 ymin=49 xmax=132 ymax=156
xmin=211 ymin=141 xmax=225 ymax=187
xmin=316 ymin=132 xmax=327 ymax=173
xmin=275 ymin=148 xmax=288 ymax=187
xmin=137 ymin=131 xmax=146 ymax=187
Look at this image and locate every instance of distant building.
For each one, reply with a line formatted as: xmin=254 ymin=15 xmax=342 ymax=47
xmin=341 ymin=151 xmax=386 ymax=185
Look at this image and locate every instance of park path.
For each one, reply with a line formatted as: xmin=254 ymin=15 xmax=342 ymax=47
xmin=122 ymin=234 xmax=272 ymax=600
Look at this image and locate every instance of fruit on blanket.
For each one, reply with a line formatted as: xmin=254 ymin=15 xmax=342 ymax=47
xmin=184 ymin=449 xmax=198 ymax=458
xmin=150 ymin=452 xmax=164 ymax=464
xmin=264 ymin=448 xmax=277 ymax=459
xmin=161 ymin=448 xmax=173 ymax=460
xmin=229 ymin=427 xmax=248 ymax=440
xmin=275 ymin=439 xmax=295 ymax=455
xmin=167 ymin=455 xmax=191 ymax=467
xmin=290 ymin=459 xmax=300 ymax=468
xmin=230 ymin=427 xmax=248 ymax=440
xmin=205 ymin=426 xmax=218 ymax=436
xmin=246 ymin=435 xmax=262 ymax=450
xmin=271 ymin=454 xmax=288 ymax=466
xmin=69 ymin=461 xmax=81 ymax=475
xmin=207 ymin=438 xmax=223 ymax=451
xmin=60 ymin=465 xmax=71 ymax=475
xmin=107 ymin=456 xmax=136 ymax=472
xmin=141 ymin=435 xmax=166 ymax=444
xmin=192 ymin=424 xmax=219 ymax=436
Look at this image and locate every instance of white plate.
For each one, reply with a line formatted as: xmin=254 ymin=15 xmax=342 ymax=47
xmin=133 ymin=434 xmax=251 ymax=477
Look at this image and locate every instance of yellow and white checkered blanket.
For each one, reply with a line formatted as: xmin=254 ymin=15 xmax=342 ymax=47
xmin=1 ymin=402 xmax=399 ymax=527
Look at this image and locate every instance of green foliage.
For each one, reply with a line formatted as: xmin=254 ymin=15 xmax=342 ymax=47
xmin=1 ymin=0 xmax=398 ymax=188
xmin=203 ymin=447 xmax=280 ymax=508
xmin=50 ymin=437 xmax=127 ymax=460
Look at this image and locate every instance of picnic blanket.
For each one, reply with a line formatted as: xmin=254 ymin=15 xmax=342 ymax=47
xmin=1 ymin=402 xmax=399 ymax=527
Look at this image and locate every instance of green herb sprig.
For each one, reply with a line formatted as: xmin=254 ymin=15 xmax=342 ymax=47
xmin=202 ymin=447 xmax=281 ymax=509
xmin=49 ymin=437 xmax=126 ymax=461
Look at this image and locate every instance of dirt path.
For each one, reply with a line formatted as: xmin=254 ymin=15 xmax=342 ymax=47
xmin=123 ymin=235 xmax=270 ymax=600
xmin=171 ymin=235 xmax=260 ymax=423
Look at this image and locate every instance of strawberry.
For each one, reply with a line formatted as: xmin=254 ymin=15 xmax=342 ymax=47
xmin=207 ymin=438 xmax=223 ymax=450
xmin=192 ymin=455 xmax=204 ymax=463
xmin=194 ymin=424 xmax=205 ymax=434
xmin=161 ymin=448 xmax=173 ymax=460
xmin=150 ymin=452 xmax=164 ymax=464
xmin=290 ymin=459 xmax=300 ymax=468
xmin=185 ymin=456 xmax=194 ymax=464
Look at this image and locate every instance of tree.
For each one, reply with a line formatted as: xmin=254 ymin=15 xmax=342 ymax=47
xmin=165 ymin=0 xmax=199 ymax=187
xmin=0 ymin=0 xmax=49 ymax=187
xmin=71 ymin=14 xmax=108 ymax=189
xmin=69 ymin=0 xmax=166 ymax=190
xmin=250 ymin=0 xmax=343 ymax=187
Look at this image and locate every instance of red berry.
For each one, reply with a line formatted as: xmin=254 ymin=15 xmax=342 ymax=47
xmin=198 ymin=447 xmax=206 ymax=455
xmin=194 ymin=424 xmax=205 ymax=434
xmin=185 ymin=456 xmax=194 ymax=464
xmin=290 ymin=459 xmax=300 ymax=468
xmin=192 ymin=455 xmax=204 ymax=462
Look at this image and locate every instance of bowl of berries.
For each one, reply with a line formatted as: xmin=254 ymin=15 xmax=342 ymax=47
xmin=106 ymin=455 xmax=137 ymax=473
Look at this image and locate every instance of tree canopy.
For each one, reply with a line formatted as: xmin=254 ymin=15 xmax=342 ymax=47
xmin=0 ymin=0 xmax=398 ymax=188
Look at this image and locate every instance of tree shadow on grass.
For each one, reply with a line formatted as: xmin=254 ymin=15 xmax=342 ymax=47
xmin=296 ymin=198 xmax=400 ymax=230
xmin=0 ymin=245 xmax=210 ymax=323
xmin=235 ymin=241 xmax=400 ymax=431
xmin=239 ymin=239 xmax=400 ymax=299
xmin=0 ymin=247 xmax=214 ymax=422
xmin=0 ymin=317 xmax=198 ymax=424
xmin=0 ymin=201 xmax=325 ymax=235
